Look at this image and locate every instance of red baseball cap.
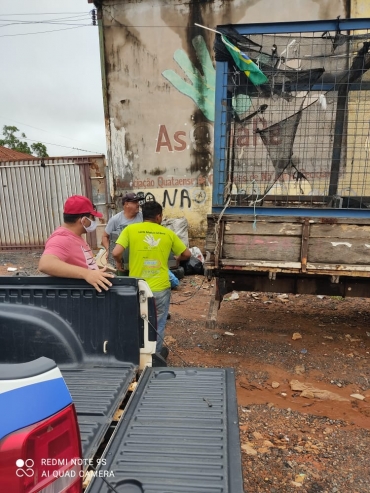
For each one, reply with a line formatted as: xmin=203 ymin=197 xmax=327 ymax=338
xmin=64 ymin=195 xmax=103 ymax=218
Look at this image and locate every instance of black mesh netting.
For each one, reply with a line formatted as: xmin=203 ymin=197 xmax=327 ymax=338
xmin=256 ymin=107 xmax=303 ymax=179
xmin=254 ymin=42 xmax=370 ymax=182
xmin=215 ymin=26 xmax=370 ymax=97
xmin=214 ymin=25 xmax=263 ymax=62
xmin=215 ymin=23 xmax=370 ymax=204
xmin=214 ymin=26 xmax=327 ymax=95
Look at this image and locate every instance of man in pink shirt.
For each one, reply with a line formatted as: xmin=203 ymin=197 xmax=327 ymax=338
xmin=39 ymin=195 xmax=114 ymax=292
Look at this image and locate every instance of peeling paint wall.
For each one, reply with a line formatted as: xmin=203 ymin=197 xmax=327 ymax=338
xmin=343 ymin=0 xmax=370 ymax=199
xmin=352 ymin=0 xmax=370 ymax=18
xmin=99 ymin=0 xmax=350 ymax=242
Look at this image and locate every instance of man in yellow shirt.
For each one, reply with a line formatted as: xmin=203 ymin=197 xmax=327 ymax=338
xmin=112 ymin=201 xmax=191 ymax=355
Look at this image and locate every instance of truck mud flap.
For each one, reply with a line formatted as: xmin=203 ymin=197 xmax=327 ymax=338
xmin=87 ymin=367 xmax=243 ymax=493
xmin=62 ymin=366 xmax=136 ymax=462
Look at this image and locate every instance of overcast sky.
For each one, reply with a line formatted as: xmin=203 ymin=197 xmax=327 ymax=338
xmin=0 ymin=0 xmax=107 ymax=157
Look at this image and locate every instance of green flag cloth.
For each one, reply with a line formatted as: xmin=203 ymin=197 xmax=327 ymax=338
xmin=221 ymin=35 xmax=268 ymax=86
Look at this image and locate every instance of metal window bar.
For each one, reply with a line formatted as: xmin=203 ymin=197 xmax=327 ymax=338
xmin=213 ymin=18 xmax=370 ymax=215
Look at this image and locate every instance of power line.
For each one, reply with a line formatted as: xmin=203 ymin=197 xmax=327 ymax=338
xmin=0 ymin=13 xmax=90 ymax=22
xmin=21 ymin=137 xmax=104 ymax=155
xmin=1 ymin=133 xmax=105 ymax=154
xmin=0 ymin=117 xmax=100 ymax=146
xmin=0 ymin=14 xmax=91 ymax=28
xmin=112 ymin=24 xmax=200 ymax=28
xmin=0 ymin=13 xmax=93 ymax=30
xmin=0 ymin=25 xmax=92 ymax=38
xmin=0 ymin=12 xmax=88 ymax=16
xmin=0 ymin=22 xmax=92 ymax=29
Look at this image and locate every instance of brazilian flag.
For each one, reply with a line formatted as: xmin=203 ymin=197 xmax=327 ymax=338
xmin=221 ymin=35 xmax=268 ymax=86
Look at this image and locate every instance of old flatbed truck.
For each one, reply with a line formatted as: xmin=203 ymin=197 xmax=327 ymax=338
xmin=206 ymin=18 xmax=370 ymax=325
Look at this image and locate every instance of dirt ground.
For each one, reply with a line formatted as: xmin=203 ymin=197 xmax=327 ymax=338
xmin=2 ymin=253 xmax=370 ymax=492
xmin=166 ymin=277 xmax=370 ymax=493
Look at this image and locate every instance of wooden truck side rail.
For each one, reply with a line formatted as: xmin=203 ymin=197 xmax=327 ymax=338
xmin=205 ymin=214 xmax=370 ymax=323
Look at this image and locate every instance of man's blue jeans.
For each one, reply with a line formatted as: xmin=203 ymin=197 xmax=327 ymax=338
xmin=153 ymin=288 xmax=171 ymax=352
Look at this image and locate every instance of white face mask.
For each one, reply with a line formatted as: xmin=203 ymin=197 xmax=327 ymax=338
xmin=82 ymin=216 xmax=98 ymax=233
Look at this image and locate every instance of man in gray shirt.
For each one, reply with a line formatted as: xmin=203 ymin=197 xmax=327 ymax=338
xmin=101 ymin=193 xmax=142 ymax=252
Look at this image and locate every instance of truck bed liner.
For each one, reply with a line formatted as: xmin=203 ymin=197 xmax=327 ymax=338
xmin=62 ymin=366 xmax=136 ymax=461
xmin=0 ymin=277 xmax=146 ymax=464
xmin=88 ymin=367 xmax=243 ymax=493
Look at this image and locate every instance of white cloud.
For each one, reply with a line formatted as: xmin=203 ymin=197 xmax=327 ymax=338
xmin=0 ymin=0 xmax=107 ymax=156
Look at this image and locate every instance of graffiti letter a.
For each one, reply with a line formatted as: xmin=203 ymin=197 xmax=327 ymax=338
xmin=180 ymin=189 xmax=191 ymax=208
xmin=156 ymin=125 xmax=173 ymax=152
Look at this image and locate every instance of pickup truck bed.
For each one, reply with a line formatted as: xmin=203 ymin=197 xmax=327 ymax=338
xmin=0 ymin=276 xmax=243 ymax=492
xmin=0 ymin=276 xmax=153 ymax=463
xmin=62 ymin=366 xmax=135 ymax=461
xmin=89 ymin=366 xmax=242 ymax=493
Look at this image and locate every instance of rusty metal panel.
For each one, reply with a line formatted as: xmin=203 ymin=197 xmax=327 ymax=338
xmin=217 ymin=272 xmax=370 ymax=298
xmin=0 ymin=160 xmax=88 ymax=249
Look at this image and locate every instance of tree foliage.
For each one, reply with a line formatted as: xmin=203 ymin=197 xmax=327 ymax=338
xmin=30 ymin=142 xmax=48 ymax=158
xmin=0 ymin=125 xmax=48 ymax=157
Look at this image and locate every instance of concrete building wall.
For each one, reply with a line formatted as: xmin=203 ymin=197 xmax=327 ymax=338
xmin=343 ymin=0 xmax=370 ymax=199
xmin=98 ymin=0 xmax=351 ymax=243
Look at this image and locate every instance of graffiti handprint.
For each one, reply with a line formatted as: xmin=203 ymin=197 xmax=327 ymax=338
xmin=162 ymin=35 xmax=216 ymax=122
xmin=143 ymin=235 xmax=160 ymax=248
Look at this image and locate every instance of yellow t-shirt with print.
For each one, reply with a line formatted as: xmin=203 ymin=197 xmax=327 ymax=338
xmin=116 ymin=221 xmax=187 ymax=292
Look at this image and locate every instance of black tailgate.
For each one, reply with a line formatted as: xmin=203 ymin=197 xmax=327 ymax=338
xmin=0 ymin=277 xmax=145 ymax=463
xmin=87 ymin=367 xmax=243 ymax=493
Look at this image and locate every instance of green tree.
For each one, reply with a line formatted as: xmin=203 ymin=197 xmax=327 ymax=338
xmin=30 ymin=142 xmax=48 ymax=158
xmin=0 ymin=125 xmax=48 ymax=157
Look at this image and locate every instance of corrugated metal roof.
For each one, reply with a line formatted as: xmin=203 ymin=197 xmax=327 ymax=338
xmin=0 ymin=146 xmax=33 ymax=161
